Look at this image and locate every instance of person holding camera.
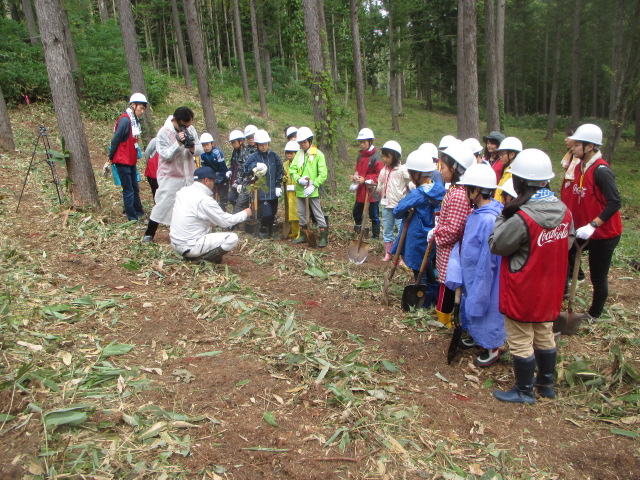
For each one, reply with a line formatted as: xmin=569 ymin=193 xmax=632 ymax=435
xmin=142 ymin=106 xmax=203 ymax=243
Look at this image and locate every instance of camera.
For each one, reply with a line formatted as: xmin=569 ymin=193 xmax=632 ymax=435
xmin=180 ymin=126 xmax=195 ymax=149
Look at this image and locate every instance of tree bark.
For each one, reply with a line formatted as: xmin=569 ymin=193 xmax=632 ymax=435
xmin=116 ymin=0 xmax=153 ymax=143
xmin=349 ymin=0 xmax=366 ymax=128
xmin=21 ymin=0 xmax=40 ymax=44
xmin=570 ymin=0 xmax=581 ymax=125
xmin=59 ymin=0 xmax=83 ymax=95
xmin=0 ymin=85 xmax=16 ymax=151
xmin=97 ymin=0 xmax=108 ymax=22
xmin=34 ymin=0 xmax=99 ymax=208
xmin=222 ymin=0 xmax=233 ymax=68
xmin=456 ymin=0 xmax=479 ymax=140
xmin=248 ymin=0 xmax=267 ymax=116
xmin=485 ymin=0 xmax=498 ymax=133
xmin=542 ymin=28 xmax=548 ymax=114
xmin=545 ymin=0 xmax=563 ymax=141
xmin=260 ymin=20 xmax=273 ymax=94
xmin=171 ymin=0 xmax=192 ymax=87
xmin=496 ymin=0 xmax=505 ymax=129
xmin=389 ymin=5 xmax=399 ymax=132
xmin=232 ymin=0 xmax=251 ymax=103
xmin=635 ymin=98 xmax=640 ymax=148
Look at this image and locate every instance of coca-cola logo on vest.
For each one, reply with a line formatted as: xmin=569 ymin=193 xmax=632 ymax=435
xmin=537 ymin=222 xmax=570 ymax=247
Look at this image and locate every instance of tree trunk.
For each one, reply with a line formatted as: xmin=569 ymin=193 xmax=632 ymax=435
xmin=330 ymin=14 xmax=338 ymax=93
xmin=222 ymin=0 xmax=233 ymax=68
xmin=456 ymin=0 xmax=479 ymax=139
xmin=591 ymin=30 xmax=598 ymax=117
xmin=260 ymin=20 xmax=273 ymax=95
xmin=97 ymin=0 xmax=108 ymax=22
xmin=21 ymin=0 xmax=40 ymax=44
xmin=349 ymin=0 xmax=366 ymax=128
xmin=570 ymin=0 xmax=581 ymax=125
xmin=484 ymin=0 xmax=498 ymax=132
xmin=542 ymin=28 xmax=548 ymax=114
xmin=211 ymin=1 xmax=223 ymax=75
xmin=248 ymin=0 xmax=267 ymax=116
xmin=496 ymin=0 xmax=505 ymax=129
xmin=34 ymin=0 xmax=99 ymax=208
xmin=389 ymin=6 xmax=399 ymax=132
xmin=171 ymin=0 xmax=192 ymax=87
xmin=232 ymin=0 xmax=251 ymax=103
xmin=183 ymin=0 xmax=221 ymax=144
xmin=59 ymin=0 xmax=83 ymax=95
xmin=0 ymin=85 xmax=16 ymax=151
xmin=116 ymin=0 xmax=153 ymax=143
xmin=545 ymin=0 xmax=562 ymax=141
xmin=635 ymin=98 xmax=640 ymax=148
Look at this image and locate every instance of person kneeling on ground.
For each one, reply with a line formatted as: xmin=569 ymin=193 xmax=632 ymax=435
xmin=170 ymin=167 xmax=251 ymax=263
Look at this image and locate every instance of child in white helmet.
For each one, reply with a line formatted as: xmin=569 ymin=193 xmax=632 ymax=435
xmin=282 ymin=141 xmax=301 ymax=239
xmin=198 ymin=133 xmax=229 ymax=211
xmin=351 ymin=128 xmax=383 ymax=239
xmin=228 ymin=129 xmax=251 ymax=215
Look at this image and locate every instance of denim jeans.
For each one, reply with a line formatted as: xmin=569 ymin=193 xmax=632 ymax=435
xmin=381 ymin=207 xmax=401 ymax=242
xmin=115 ymin=163 xmax=144 ymax=220
xmin=353 ymin=200 xmax=380 ymax=227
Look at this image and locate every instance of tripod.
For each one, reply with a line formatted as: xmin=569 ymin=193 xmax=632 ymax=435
xmin=16 ymin=125 xmax=63 ymax=212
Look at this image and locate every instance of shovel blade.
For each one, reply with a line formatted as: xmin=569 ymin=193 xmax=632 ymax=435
xmin=447 ymin=325 xmax=462 ymax=364
xmin=347 ymin=239 xmax=369 ymax=264
xmin=401 ymin=284 xmax=427 ymax=311
xmin=553 ymin=311 xmax=588 ymax=335
xmin=306 ymin=229 xmax=317 ymax=248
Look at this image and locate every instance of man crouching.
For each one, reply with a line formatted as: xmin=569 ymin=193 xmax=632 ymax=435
xmin=170 ymin=167 xmax=252 ymax=263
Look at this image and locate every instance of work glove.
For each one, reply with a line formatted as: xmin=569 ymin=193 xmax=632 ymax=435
xmin=253 ymin=162 xmax=267 ymax=177
xmin=365 ymin=179 xmax=374 ymax=185
xmin=298 ymin=176 xmax=310 ymax=186
xmin=226 ymin=170 xmax=232 ymax=178
xmin=576 ymin=224 xmax=596 ymax=240
xmin=236 ymin=184 xmax=243 ymax=194
xmin=349 ymin=183 xmax=358 ymax=192
xmin=303 ymin=184 xmax=316 ymax=197
xmin=427 ymin=228 xmax=435 ymax=243
xmin=102 ymin=161 xmax=111 ymax=177
xmin=275 ymin=187 xmax=282 ymax=197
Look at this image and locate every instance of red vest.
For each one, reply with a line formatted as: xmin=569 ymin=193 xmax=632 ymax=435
xmin=569 ymin=158 xmax=622 ymax=240
xmin=112 ymin=113 xmax=138 ymax=166
xmin=499 ymin=209 xmax=571 ymax=323
xmin=144 ymin=152 xmax=159 ymax=179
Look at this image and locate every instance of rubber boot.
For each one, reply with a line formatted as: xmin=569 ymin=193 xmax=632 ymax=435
xmin=493 ymin=355 xmax=536 ymax=405
xmin=257 ymin=225 xmax=268 ymax=239
xmin=267 ymin=224 xmax=275 ymax=239
xmin=289 ymin=221 xmax=300 ymax=239
xmin=293 ymin=230 xmax=307 ymax=244
xmin=382 ymin=241 xmax=393 ymax=262
xmin=354 ymin=224 xmax=361 ymax=234
xmin=371 ymin=222 xmax=380 ymax=239
xmin=318 ymin=227 xmax=328 ymax=248
xmin=201 ymin=246 xmax=226 ymax=264
xmin=436 ymin=310 xmax=453 ymax=328
xmin=534 ymin=348 xmax=557 ymax=399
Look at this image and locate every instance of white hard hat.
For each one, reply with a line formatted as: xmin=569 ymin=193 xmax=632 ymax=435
xmin=419 ymin=142 xmax=439 ymax=160
xmin=200 ymin=133 xmax=214 ymax=144
xmin=286 ymin=126 xmax=298 ymax=137
xmin=284 ymin=141 xmax=299 ymax=152
xmin=244 ymin=124 xmax=258 ymax=137
xmin=438 ymin=134 xmax=457 ymax=150
xmin=297 ymin=126 xmax=313 ymax=141
xmin=381 ymin=140 xmax=402 ymax=156
xmin=462 ymin=138 xmax=483 ymax=155
xmin=498 ymin=136 xmax=523 ymax=152
xmin=500 ymin=177 xmax=518 ymax=198
xmin=569 ymin=123 xmax=603 ymax=146
xmin=229 ymin=130 xmax=245 ymax=142
xmin=356 ymin=128 xmax=375 ymax=140
xmin=458 ymin=163 xmax=498 ymax=190
xmin=405 ymin=150 xmax=436 ymax=173
xmin=129 ymin=92 xmax=148 ymax=104
xmin=510 ymin=148 xmax=555 ymax=182
xmin=442 ymin=143 xmax=476 ymax=171
xmin=254 ymin=129 xmax=271 ymax=144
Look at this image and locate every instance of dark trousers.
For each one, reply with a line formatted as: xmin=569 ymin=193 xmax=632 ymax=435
xmin=213 ymin=182 xmax=230 ymax=212
xmin=580 ymin=236 xmax=621 ymax=317
xmin=147 ymin=176 xmax=158 ymax=203
xmin=115 ymin=163 xmax=144 ymax=221
xmin=353 ymin=200 xmax=380 ymax=227
xmin=229 ymin=189 xmax=250 ymax=213
xmin=259 ymin=198 xmax=279 ymax=227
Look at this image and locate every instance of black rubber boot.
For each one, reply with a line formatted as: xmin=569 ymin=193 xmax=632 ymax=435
xmin=201 ymin=246 xmax=226 ymax=264
xmin=371 ymin=222 xmax=380 ymax=239
xmin=292 ymin=231 xmax=307 ymax=244
xmin=267 ymin=224 xmax=275 ymax=239
xmin=353 ymin=224 xmax=361 ymax=234
xmin=493 ymin=354 xmax=536 ymax=404
xmin=534 ymin=348 xmax=557 ymax=399
xmin=257 ymin=225 xmax=268 ymax=239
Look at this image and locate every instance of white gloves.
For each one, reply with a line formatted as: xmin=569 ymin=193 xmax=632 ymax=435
xmin=253 ymin=162 xmax=267 ymax=177
xmin=576 ymin=224 xmax=596 ymax=240
xmin=275 ymin=187 xmax=282 ymax=197
xmin=349 ymin=183 xmax=358 ymax=192
xmin=365 ymin=179 xmax=374 ymax=185
xmin=236 ymin=184 xmax=243 ymax=193
xmin=303 ymin=184 xmax=316 ymax=197
xmin=298 ymin=176 xmax=310 ymax=186
xmin=226 ymin=170 xmax=232 ymax=178
xmin=427 ymin=228 xmax=435 ymax=243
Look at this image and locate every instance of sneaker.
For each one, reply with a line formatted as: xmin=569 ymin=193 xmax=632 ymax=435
xmin=474 ymin=348 xmax=502 ymax=367
xmin=460 ymin=337 xmax=477 ymax=349
xmin=141 ymin=235 xmax=154 ymax=243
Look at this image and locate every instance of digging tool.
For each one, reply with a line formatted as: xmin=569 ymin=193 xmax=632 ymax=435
xmin=244 ymin=190 xmax=259 ymax=236
xmin=282 ymin=187 xmax=291 ymax=240
xmin=304 ymin=196 xmax=317 ymax=247
xmin=382 ymin=209 xmax=414 ymax=305
xmin=447 ymin=287 xmax=463 ymax=364
xmin=347 ymin=188 xmax=371 ymax=264
xmin=553 ymin=240 xmax=589 ymax=335
xmin=401 ymin=239 xmax=435 ymax=311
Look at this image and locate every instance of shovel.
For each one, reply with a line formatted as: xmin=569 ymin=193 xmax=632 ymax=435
xmin=553 ymin=240 xmax=589 ymax=335
xmin=244 ymin=190 xmax=259 ymax=236
xmin=304 ymin=196 xmax=317 ymax=248
xmin=447 ymin=287 xmax=463 ymax=364
xmin=282 ymin=185 xmax=291 ymax=240
xmin=382 ymin=209 xmax=414 ymax=305
xmin=347 ymin=189 xmax=371 ymax=264
xmin=401 ymin=239 xmax=435 ymax=311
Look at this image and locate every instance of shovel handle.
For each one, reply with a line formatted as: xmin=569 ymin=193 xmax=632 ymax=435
xmin=414 ymin=238 xmax=435 ymax=287
xmin=355 ymin=189 xmax=371 ymax=250
xmin=387 ymin=210 xmax=414 ymax=281
xmin=567 ymin=240 xmax=589 ymax=310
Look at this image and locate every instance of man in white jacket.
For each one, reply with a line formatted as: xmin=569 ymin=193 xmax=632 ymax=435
xmin=170 ymin=167 xmax=252 ymax=263
xmin=142 ymin=107 xmax=204 ymax=242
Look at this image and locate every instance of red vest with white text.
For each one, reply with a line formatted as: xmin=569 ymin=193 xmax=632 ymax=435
xmin=499 ymin=209 xmax=571 ymax=323
xmin=570 ymin=158 xmax=622 ymax=240
xmin=112 ymin=113 xmax=138 ymax=166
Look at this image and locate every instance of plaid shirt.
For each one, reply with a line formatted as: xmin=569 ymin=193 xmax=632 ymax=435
xmin=434 ymin=185 xmax=472 ymax=282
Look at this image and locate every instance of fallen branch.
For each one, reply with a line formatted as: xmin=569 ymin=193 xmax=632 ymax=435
xmin=306 ymin=448 xmax=380 ymax=463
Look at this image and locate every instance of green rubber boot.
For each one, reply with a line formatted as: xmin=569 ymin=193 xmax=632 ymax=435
xmin=292 ymin=230 xmax=307 ymax=244
xmin=318 ymin=228 xmax=328 ymax=248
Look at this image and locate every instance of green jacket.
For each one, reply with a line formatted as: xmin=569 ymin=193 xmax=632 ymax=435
xmin=288 ymin=145 xmax=327 ymax=198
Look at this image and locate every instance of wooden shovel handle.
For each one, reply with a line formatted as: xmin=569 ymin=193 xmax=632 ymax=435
xmin=355 ymin=189 xmax=370 ymax=250
xmin=414 ymin=239 xmax=435 ymax=287
xmin=567 ymin=240 xmax=589 ymax=311
xmin=387 ymin=210 xmax=414 ymax=281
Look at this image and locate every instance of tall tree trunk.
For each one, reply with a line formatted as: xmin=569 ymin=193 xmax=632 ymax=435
xmin=116 ymin=0 xmax=153 ymax=143
xmin=183 ymin=0 xmax=221 ymax=144
xmin=389 ymin=6 xmax=399 ymax=132
xmin=222 ymin=0 xmax=233 ymax=68
xmin=425 ymin=58 xmax=433 ymax=110
xmin=59 ymin=0 xmax=83 ymax=95
xmin=211 ymin=1 xmax=223 ymax=75
xmin=97 ymin=0 xmax=108 ymax=22
xmin=232 ymin=0 xmax=251 ymax=103
xmin=349 ymin=0 xmax=366 ymax=128
xmin=456 ymin=0 xmax=479 ymax=139
xmin=542 ymin=28 xmax=548 ymax=114
xmin=34 ymin=0 xmax=99 ymax=208
xmin=21 ymin=0 xmax=40 ymax=44
xmin=635 ymin=98 xmax=640 ymax=148
xmin=545 ymin=0 xmax=563 ymax=141
xmin=248 ymin=0 xmax=267 ymax=116
xmin=0 ymin=85 xmax=16 ymax=151
xmin=485 ymin=0 xmax=498 ymax=132
xmin=260 ymin=20 xmax=273 ymax=95
xmin=171 ymin=0 xmax=192 ymax=87
xmin=496 ymin=0 xmax=505 ymax=129
xmin=570 ymin=0 xmax=581 ymax=125
xmin=591 ymin=30 xmax=598 ymax=117
xmin=330 ymin=14 xmax=338 ymax=93
xmin=143 ymin=14 xmax=155 ymax=67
